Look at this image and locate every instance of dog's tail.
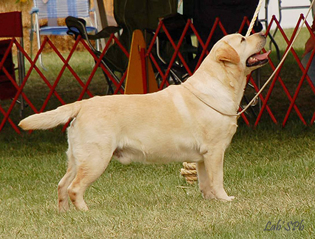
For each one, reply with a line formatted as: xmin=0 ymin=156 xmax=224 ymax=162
xmin=18 ymin=101 xmax=82 ymax=130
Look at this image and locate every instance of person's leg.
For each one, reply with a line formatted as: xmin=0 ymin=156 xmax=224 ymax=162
xmin=301 ymin=51 xmax=315 ymax=85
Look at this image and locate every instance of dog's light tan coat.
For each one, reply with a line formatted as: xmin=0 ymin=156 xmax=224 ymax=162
xmin=19 ymin=33 xmax=268 ymax=212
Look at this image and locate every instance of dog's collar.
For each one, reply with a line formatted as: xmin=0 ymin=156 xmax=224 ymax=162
xmin=180 ymin=84 xmax=239 ymax=118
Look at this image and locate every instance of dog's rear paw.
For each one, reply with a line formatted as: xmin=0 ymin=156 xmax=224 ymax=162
xmin=58 ymin=200 xmax=70 ymax=213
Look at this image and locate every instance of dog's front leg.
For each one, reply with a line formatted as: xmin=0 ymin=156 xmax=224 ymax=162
xmin=196 ymin=161 xmax=215 ymax=199
xmin=200 ymin=150 xmax=234 ymax=201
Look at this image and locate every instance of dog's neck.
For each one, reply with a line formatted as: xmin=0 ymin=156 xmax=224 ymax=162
xmin=222 ymin=63 xmax=248 ymax=106
xmin=185 ymin=62 xmax=247 ymax=113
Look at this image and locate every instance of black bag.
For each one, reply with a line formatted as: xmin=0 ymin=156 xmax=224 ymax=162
xmin=0 ymin=39 xmax=16 ymax=100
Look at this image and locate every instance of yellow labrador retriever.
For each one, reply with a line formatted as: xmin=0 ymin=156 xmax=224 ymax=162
xmin=19 ymin=33 xmax=269 ymax=212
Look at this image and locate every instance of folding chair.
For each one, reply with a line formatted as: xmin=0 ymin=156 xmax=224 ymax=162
xmin=146 ymin=13 xmax=196 ymax=87
xmin=66 ymin=16 xmax=124 ymax=94
xmin=266 ymin=1 xmax=315 ymax=45
xmin=278 ymin=0 xmax=315 ymax=24
xmin=30 ymin=0 xmax=98 ymax=69
xmin=0 ymin=11 xmax=25 ymax=119
xmin=100 ymin=0 xmax=179 ymax=77
xmin=111 ymin=0 xmax=189 ymax=88
xmin=66 ymin=0 xmax=179 ymax=93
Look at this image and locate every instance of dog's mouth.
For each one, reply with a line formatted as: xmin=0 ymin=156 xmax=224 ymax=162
xmin=246 ymin=50 xmax=271 ymax=67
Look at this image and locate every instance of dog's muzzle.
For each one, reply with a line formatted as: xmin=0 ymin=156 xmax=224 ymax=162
xmin=246 ymin=50 xmax=270 ymax=67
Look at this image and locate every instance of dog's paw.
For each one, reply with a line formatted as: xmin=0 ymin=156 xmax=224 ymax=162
xmin=201 ymin=190 xmax=216 ymax=200
xmin=58 ymin=200 xmax=70 ymax=213
xmin=218 ymin=195 xmax=235 ymax=202
xmin=58 ymin=205 xmax=70 ymax=213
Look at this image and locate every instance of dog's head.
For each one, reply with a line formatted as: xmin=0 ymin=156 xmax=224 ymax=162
xmin=212 ymin=32 xmax=270 ymax=75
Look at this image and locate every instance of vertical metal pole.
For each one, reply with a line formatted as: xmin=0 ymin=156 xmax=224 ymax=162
xmin=18 ymin=37 xmax=26 ymax=118
xmin=94 ymin=0 xmax=108 ymax=49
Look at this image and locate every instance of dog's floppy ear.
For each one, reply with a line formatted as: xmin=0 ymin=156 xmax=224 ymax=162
xmin=215 ymin=41 xmax=240 ymax=64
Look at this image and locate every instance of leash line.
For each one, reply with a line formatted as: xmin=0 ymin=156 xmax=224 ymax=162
xmin=181 ymin=84 xmax=239 ymax=117
xmin=239 ymin=0 xmax=315 ymax=116
xmin=245 ymin=0 xmax=264 ymax=37
xmin=183 ymin=0 xmax=315 ymax=117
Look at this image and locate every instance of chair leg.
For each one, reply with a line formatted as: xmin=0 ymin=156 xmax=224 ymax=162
xmin=17 ymin=39 xmax=26 ymax=118
xmin=102 ymin=70 xmax=114 ymax=94
xmin=36 ymin=35 xmax=47 ymax=71
xmin=30 ymin=14 xmax=34 ymax=59
xmin=34 ymin=14 xmax=47 ymax=71
xmin=95 ymin=39 xmax=100 ymax=51
xmin=30 ymin=29 xmax=34 ymax=60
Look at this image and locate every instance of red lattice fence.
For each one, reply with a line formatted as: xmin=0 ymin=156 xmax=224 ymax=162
xmin=1 ymin=15 xmax=315 ymax=134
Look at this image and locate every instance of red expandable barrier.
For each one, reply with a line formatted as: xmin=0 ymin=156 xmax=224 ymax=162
xmin=1 ymin=14 xmax=315 ymax=133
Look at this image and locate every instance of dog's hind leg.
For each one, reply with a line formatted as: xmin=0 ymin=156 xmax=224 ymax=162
xmin=67 ymin=146 xmax=113 ymax=211
xmin=57 ymin=147 xmax=77 ymax=212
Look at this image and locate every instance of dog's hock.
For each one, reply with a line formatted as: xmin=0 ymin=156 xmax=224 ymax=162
xmin=215 ymin=41 xmax=240 ymax=64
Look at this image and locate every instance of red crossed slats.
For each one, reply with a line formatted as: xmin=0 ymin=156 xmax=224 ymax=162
xmin=262 ymin=15 xmax=315 ymax=126
xmin=2 ymin=15 xmax=315 ymax=133
xmin=280 ymin=15 xmax=315 ymax=126
xmin=0 ymin=39 xmax=38 ymax=133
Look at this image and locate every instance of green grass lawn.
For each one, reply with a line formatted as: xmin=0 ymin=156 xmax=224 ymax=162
xmin=0 ymin=124 xmax=314 ymax=238
xmin=0 ymin=27 xmax=315 ymax=238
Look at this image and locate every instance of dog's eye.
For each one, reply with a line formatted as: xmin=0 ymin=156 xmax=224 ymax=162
xmin=241 ymin=37 xmax=246 ymax=43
